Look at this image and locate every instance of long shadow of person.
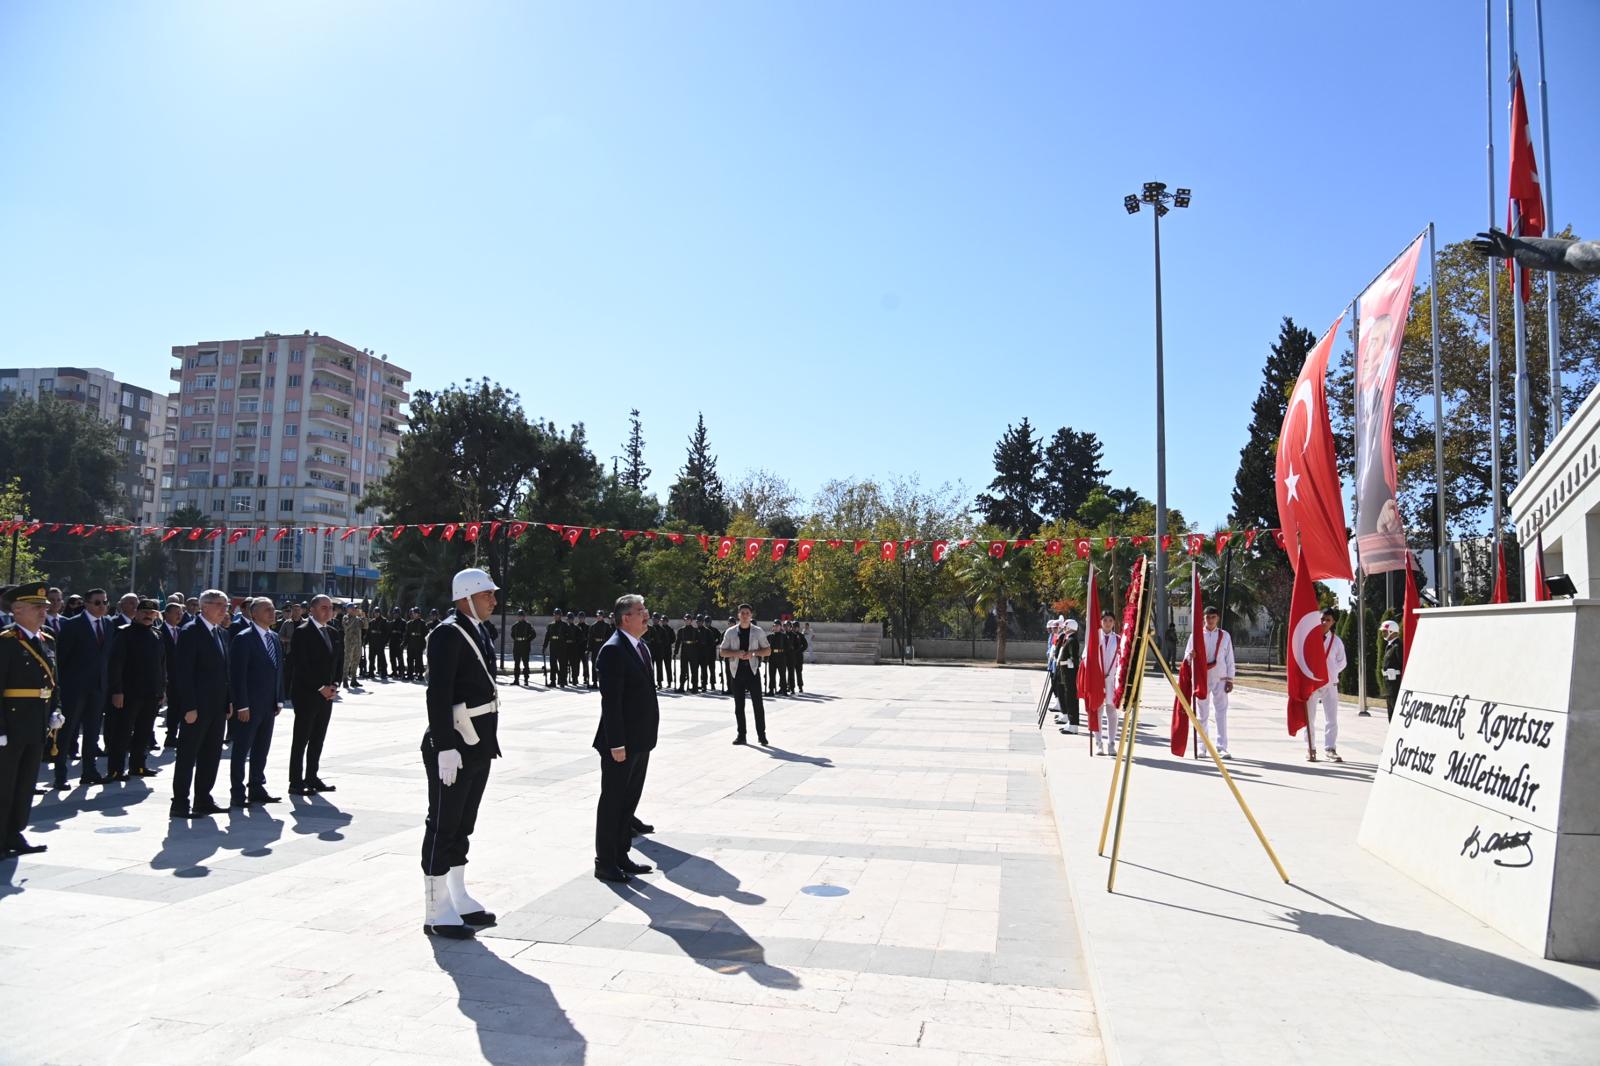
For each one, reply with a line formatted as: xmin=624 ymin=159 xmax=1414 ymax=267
xmin=607 ymin=876 xmax=800 ymax=990
xmin=149 ymin=804 xmax=284 ymax=876
xmin=634 ymin=839 xmax=762 ymax=905
xmin=429 ymin=936 xmax=587 ymax=1064
xmin=287 ymin=794 xmax=353 ymax=842
xmin=760 ymin=746 xmax=833 ymax=768
xmin=26 ymin=774 xmax=146 ymax=835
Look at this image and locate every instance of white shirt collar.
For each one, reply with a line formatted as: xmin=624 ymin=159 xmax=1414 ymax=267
xmin=620 ymin=628 xmax=645 ymax=652
xmin=16 ymin=623 xmax=39 ymax=641
xmin=253 ymin=622 xmax=275 ymax=641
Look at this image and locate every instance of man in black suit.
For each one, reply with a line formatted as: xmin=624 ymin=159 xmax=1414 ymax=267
xmin=228 ymin=596 xmax=285 ymax=808
xmin=171 ymin=590 xmax=233 ymax=818
xmin=158 ymin=602 xmax=184 ymax=749
xmin=288 ymin=595 xmax=341 ymax=795
xmin=592 ymin=594 xmax=660 ymax=884
xmin=52 ymin=587 xmax=114 ymax=787
xmin=107 ymin=599 xmax=166 ymax=779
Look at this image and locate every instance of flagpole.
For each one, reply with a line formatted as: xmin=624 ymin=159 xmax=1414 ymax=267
xmin=1507 ymin=0 xmax=1532 ymax=486
xmin=1429 ymin=223 xmax=1450 ymax=604
xmin=1352 ymin=305 xmax=1368 ymax=717
xmin=1485 ymin=0 xmax=1505 ymax=549
xmin=1534 ymin=0 xmax=1560 ymax=437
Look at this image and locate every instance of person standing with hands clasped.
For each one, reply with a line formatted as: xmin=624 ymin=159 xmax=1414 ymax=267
xmin=421 ymin=569 xmax=502 ymax=939
xmin=718 ymin=604 xmax=771 ymax=745
xmin=1380 ymin=619 xmax=1403 ymax=720
xmin=592 ymin=594 xmax=660 ymax=884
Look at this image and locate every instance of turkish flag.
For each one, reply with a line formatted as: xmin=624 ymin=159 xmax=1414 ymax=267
xmin=881 ymin=540 xmax=896 ymax=562
xmin=206 ymin=528 xmax=224 ymax=540
xmin=1286 ymin=548 xmax=1328 ymax=737
xmin=771 ymin=539 xmax=790 ymax=561
xmin=588 ymin=527 xmax=605 ymax=540
xmin=1276 ymin=316 xmax=1353 ymax=580
xmin=1130 ymin=536 xmax=1149 ymax=548
xmin=797 ymin=539 xmax=814 ymax=561
xmin=744 ymin=538 xmax=762 ymax=562
xmin=274 ymin=528 xmax=292 ymax=541
xmin=341 ymin=527 xmax=359 ymax=541
xmin=545 ymin=523 xmax=563 ymax=533
xmin=620 ymin=530 xmax=638 ymax=541
xmin=1074 ymin=538 xmax=1091 ymax=559
xmin=1185 ymin=534 xmax=1204 ymax=556
xmin=1160 ymin=535 xmax=1172 ymax=551
xmin=1214 ymin=531 xmax=1231 ymax=555
xmin=1533 ymin=532 xmax=1548 ymax=602
xmin=827 ymin=539 xmax=843 ymax=550
xmin=1077 ymin=566 xmax=1105 ymax=735
xmin=853 ymin=540 xmax=867 ymax=555
xmin=1243 ymin=529 xmax=1260 ymax=550
xmin=509 ymin=522 xmax=528 ymax=539
xmin=464 ymin=522 xmax=481 ymax=542
xmin=989 ymin=540 xmax=1006 ymax=559
xmin=1402 ymin=551 xmax=1420 ymax=672
xmin=1044 ymin=538 xmax=1061 ymax=556
xmin=718 ymin=537 xmax=735 ymax=559
xmin=1271 ymin=529 xmax=1286 ymax=550
xmin=563 ymin=526 xmax=581 ymax=546
xmin=1507 ymin=61 xmax=1545 ymax=301
xmin=366 ymin=525 xmax=384 ymax=541
xmin=664 ymin=532 xmax=683 ymax=546
xmin=1104 ymin=536 xmax=1118 ymax=550
xmin=390 ymin=524 xmax=407 ymax=539
xmin=228 ymin=529 xmax=248 ymax=544
xmin=442 ymin=523 xmax=459 ymax=541
xmin=188 ymin=527 xmax=205 ymax=541
xmin=931 ymin=539 xmax=950 ymax=562
xmin=1492 ymin=541 xmax=1510 ymax=604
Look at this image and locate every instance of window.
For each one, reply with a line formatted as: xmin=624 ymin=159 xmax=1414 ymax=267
xmin=290 ymin=349 xmax=303 ymax=363
xmin=278 ymin=541 xmax=294 ymax=568
xmin=236 ymin=549 xmax=249 ymax=563
xmin=283 ymin=423 xmax=297 ymax=436
xmin=40 ymin=377 xmax=53 ymax=392
xmin=257 ymin=550 xmax=267 ymax=564
xmin=353 ymin=434 xmax=362 ymax=448
xmin=89 ymin=384 xmax=102 ymax=400
xmin=285 ymin=399 xmax=300 ymax=412
xmin=120 ymin=414 xmax=133 ymax=429
xmin=264 ymin=376 xmax=274 ymax=389
xmin=121 ymin=389 xmax=135 ymax=407
xmin=220 ymin=400 xmax=232 ymax=414
xmin=231 ymin=493 xmax=252 ymax=513
xmin=216 ymin=426 xmax=230 ymax=440
xmin=281 ymin=475 xmax=294 ymax=487
xmin=260 ymin=423 xmax=271 ymax=438
xmin=222 ymin=353 xmax=235 ymax=365
xmin=221 ymin=378 xmax=233 ymax=390
xmin=354 ymin=412 xmax=364 ymax=425
xmin=287 ymin=375 xmax=302 ymax=388
xmin=258 ymin=495 xmax=267 ymax=509
xmin=183 ymin=404 xmax=195 ymax=417
xmin=116 ymin=438 xmax=130 ymax=452
xmin=197 ymin=401 xmax=213 ymax=415
xmin=196 ymin=375 xmax=216 ymax=390
xmin=213 ymin=474 xmax=227 ymax=488
xmin=134 ymin=440 xmax=146 ymax=455
xmin=139 ymin=395 xmax=151 ymax=413
xmin=281 ymin=498 xmax=295 ymax=511
xmin=281 ymin=448 xmax=297 ymax=462
xmin=160 ymin=474 xmax=173 ymax=490
xmin=212 ymin=498 xmax=225 ymax=512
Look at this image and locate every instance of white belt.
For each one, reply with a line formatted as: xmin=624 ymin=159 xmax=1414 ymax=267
xmin=451 ymin=696 xmax=498 ymax=745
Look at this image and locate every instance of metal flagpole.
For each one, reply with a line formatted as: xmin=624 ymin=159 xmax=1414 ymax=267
xmin=1429 ymin=223 xmax=1450 ymax=604
xmin=1507 ymin=0 xmax=1532 ymax=485
xmin=1353 ymin=306 xmax=1367 ymax=716
xmin=1534 ymin=0 xmax=1561 ymax=438
xmin=1485 ymin=0 xmax=1506 ymax=549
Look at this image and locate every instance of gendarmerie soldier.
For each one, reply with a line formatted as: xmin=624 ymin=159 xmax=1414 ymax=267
xmin=697 ymin=614 xmax=719 ymax=692
xmin=675 ymin=615 xmax=696 ymax=692
xmin=571 ymin=612 xmax=592 ymax=687
xmin=422 ymin=568 xmax=502 ymax=939
xmin=542 ymin=609 xmax=567 ymax=687
xmin=367 ymin=607 xmax=390 ymax=680
xmin=404 ymin=608 xmax=428 ymax=681
xmin=766 ymin=620 xmax=786 ymax=696
xmin=789 ymin=620 xmax=808 ymax=694
xmin=510 ymin=611 xmax=536 ymax=685
xmin=107 ymin=599 xmax=166 ymax=780
xmin=587 ymin=610 xmax=614 ymax=689
xmin=0 ymin=583 xmax=65 ymax=858
xmin=1380 ymin=619 xmax=1403 ymax=720
xmin=388 ymin=607 xmax=408 ymax=680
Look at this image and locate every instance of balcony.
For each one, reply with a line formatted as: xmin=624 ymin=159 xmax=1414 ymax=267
xmin=304 ymin=428 xmax=351 ymax=451
xmin=308 ymin=402 xmax=351 ymax=426
xmin=312 ymin=353 xmax=356 ymax=380
xmin=188 ymin=379 xmax=217 ymax=395
xmin=305 ymin=452 xmax=348 ymax=475
xmin=237 ymin=375 xmax=263 ymax=393
xmin=305 ymin=475 xmax=348 ymax=494
xmin=300 ymin=501 xmax=348 ymax=518
xmin=310 ymin=377 xmax=354 ymax=402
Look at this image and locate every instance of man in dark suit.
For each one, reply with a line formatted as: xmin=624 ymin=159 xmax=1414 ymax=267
xmin=227 ymin=596 xmax=284 ymax=808
xmin=171 ymin=590 xmax=233 ymax=818
xmin=107 ymin=599 xmax=166 ymax=779
xmin=52 ymin=587 xmax=114 ymax=787
xmin=158 ymin=602 xmax=184 ymax=749
xmin=592 ymin=594 xmax=660 ymax=884
xmin=288 ymin=594 xmax=341 ymax=795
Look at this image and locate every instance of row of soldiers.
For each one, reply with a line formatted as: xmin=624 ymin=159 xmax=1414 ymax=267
xmin=504 ymin=611 xmax=811 ymax=695
xmin=360 ymin=606 xmax=448 ymax=682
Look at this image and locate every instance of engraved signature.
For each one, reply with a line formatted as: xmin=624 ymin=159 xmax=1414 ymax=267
xmin=1460 ymin=824 xmax=1534 ymax=868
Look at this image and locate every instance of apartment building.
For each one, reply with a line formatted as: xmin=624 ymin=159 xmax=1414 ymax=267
xmin=164 ymin=331 xmax=410 ymax=599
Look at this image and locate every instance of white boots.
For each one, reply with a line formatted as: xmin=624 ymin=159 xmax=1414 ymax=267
xmin=446 ymin=865 xmax=496 ymax=927
xmin=423 ymin=874 xmax=473 ymax=939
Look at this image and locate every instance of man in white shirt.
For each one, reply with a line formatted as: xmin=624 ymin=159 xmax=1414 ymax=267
xmin=1311 ymin=608 xmax=1347 ymax=763
xmin=1187 ymin=605 xmax=1236 ymax=758
xmin=1095 ymin=611 xmax=1121 ymax=756
xmin=718 ymin=604 xmax=772 ymax=746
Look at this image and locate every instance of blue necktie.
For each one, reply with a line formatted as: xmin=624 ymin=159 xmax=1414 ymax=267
xmin=264 ymin=631 xmax=278 ymax=667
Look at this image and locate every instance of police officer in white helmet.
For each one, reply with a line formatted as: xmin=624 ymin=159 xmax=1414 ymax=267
xmin=421 ymin=568 xmax=502 ymax=938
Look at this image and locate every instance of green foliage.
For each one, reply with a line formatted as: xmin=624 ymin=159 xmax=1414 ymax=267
xmin=1040 ymin=427 xmax=1108 ymax=524
xmin=0 ymin=478 xmax=44 ymax=582
xmin=666 ymin=413 xmax=729 ymax=531
xmin=621 ymin=408 xmax=650 ymax=491
xmin=948 ymin=524 xmax=1035 ymax=663
xmin=975 ymin=419 xmax=1043 ymax=534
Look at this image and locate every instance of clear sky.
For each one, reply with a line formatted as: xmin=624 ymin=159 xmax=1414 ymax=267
xmin=3 ymin=1 xmax=1596 ymax=532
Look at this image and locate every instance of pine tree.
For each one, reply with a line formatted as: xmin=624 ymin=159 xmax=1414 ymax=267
xmin=1229 ymin=316 xmax=1315 ymax=529
xmin=975 ymin=418 xmax=1044 ymax=534
xmin=666 ymin=413 xmax=729 ymax=531
xmin=1039 ymin=426 xmax=1109 ymax=523
xmin=621 ymin=408 xmax=650 ymax=491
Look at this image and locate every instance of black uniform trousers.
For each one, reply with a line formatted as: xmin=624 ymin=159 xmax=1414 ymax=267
xmin=421 ymin=736 xmax=493 ymax=875
xmin=172 ymin=708 xmax=226 ymax=806
xmin=106 ymin=698 xmax=160 ymax=775
xmin=655 ymin=644 xmax=671 ymax=687
xmin=594 ymin=749 xmax=649 ymax=868
xmin=390 ymin=639 xmax=406 ymax=679
xmin=792 ymin=655 xmax=805 ymax=692
xmin=677 ymin=647 xmax=694 ymax=691
xmin=288 ymin=693 xmax=333 ymax=789
xmin=1053 ymin=669 xmax=1080 ymax=727
xmin=731 ymin=667 xmax=766 ymax=740
xmin=1 ymin=703 xmax=46 ymax=843
xmin=53 ymin=684 xmax=104 ymax=784
xmin=229 ymin=708 xmax=278 ymax=800
xmin=512 ymin=643 xmax=532 ymax=682
xmin=369 ymin=640 xmax=387 ymax=679
xmin=406 ymin=642 xmax=426 ymax=680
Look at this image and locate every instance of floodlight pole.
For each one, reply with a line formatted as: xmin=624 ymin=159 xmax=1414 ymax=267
xmin=1151 ymin=203 xmax=1169 ymax=656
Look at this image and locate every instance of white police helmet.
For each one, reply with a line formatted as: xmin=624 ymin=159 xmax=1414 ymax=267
xmin=452 ymin=568 xmax=500 ymax=602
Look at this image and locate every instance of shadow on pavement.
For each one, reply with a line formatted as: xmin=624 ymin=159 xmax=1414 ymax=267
xmin=429 ymin=936 xmax=587 ymax=1064
xmin=759 ymin=746 xmax=833 ymax=768
xmin=606 ymin=874 xmax=800 ymax=990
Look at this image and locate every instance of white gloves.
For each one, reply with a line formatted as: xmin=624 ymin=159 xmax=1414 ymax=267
xmin=49 ymin=712 xmax=65 ymax=730
xmin=438 ymin=748 xmax=463 ymax=787
xmin=0 ymin=735 xmax=7 ymax=748
xmin=1384 ymin=669 xmax=1400 ymax=681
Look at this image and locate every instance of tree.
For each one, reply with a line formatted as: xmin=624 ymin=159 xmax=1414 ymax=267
xmin=949 ymin=527 xmax=1034 ymax=664
xmin=1039 ymin=427 xmax=1108 ymax=523
xmin=666 ymin=413 xmax=729 ymax=532
xmin=621 ymin=408 xmax=650 ymax=491
xmin=975 ymin=419 xmax=1043 ymax=534
xmin=731 ymin=470 xmax=799 ymax=539
xmin=167 ymin=504 xmax=208 ymax=596
xmin=0 ymin=478 xmax=44 ymax=583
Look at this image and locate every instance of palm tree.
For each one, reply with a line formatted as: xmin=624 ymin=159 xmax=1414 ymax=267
xmin=950 ymin=538 xmax=1033 ymax=664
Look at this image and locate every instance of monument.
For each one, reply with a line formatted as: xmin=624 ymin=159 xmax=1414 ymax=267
xmin=1358 ymin=383 xmax=1600 ymax=962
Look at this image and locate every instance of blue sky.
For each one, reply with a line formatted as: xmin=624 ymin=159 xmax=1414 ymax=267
xmin=2 ymin=1 xmax=1596 ymax=533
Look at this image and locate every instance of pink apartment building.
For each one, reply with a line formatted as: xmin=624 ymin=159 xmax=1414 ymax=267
xmin=163 ymin=331 xmax=410 ymax=600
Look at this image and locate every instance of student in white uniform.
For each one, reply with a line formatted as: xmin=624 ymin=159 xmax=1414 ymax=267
xmin=1310 ymin=608 xmax=1346 ymax=763
xmin=1187 ymin=605 xmax=1236 ymax=758
xmin=1095 ymin=611 xmax=1121 ymax=756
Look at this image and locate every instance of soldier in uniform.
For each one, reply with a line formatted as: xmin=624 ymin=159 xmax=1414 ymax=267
xmin=1380 ymin=619 xmax=1403 ymax=720
xmin=510 ymin=610 xmax=536 ymax=685
xmin=766 ymin=620 xmax=786 ymax=696
xmin=571 ymin=612 xmax=592 ymax=687
xmin=650 ymin=613 xmax=673 ymax=690
xmin=422 ymin=568 xmax=502 ymax=939
xmin=675 ymin=615 xmax=696 ymax=692
xmin=405 ymin=608 xmax=429 ymax=681
xmin=720 ymin=615 xmax=737 ymax=694
xmin=0 ymin=583 xmax=66 ymax=858
xmin=789 ymin=620 xmax=809 ymax=694
xmin=542 ymin=609 xmax=566 ymax=686
xmin=587 ymin=610 xmax=614 ymax=690
xmin=342 ymin=605 xmax=366 ymax=690
xmin=107 ymin=599 xmax=166 ymax=780
xmin=367 ymin=607 xmax=390 ymax=680
xmin=388 ymin=607 xmax=409 ymax=679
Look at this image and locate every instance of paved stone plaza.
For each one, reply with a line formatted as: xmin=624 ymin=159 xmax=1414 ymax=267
xmin=0 ymin=665 xmax=1100 ymax=1066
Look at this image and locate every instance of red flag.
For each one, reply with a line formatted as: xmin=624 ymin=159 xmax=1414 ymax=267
xmin=718 ymin=537 xmax=735 ymax=559
xmin=188 ymin=527 xmax=205 ymax=541
xmin=665 ymin=532 xmax=684 ymax=546
xmin=1271 ymin=529 xmax=1286 ymax=550
xmin=697 ymin=533 xmax=710 ymax=552
xmin=853 ymin=540 xmax=867 ymax=555
xmin=1492 ymin=541 xmax=1509 ymax=604
xmin=1172 ymin=563 xmax=1209 ymax=757
xmin=274 ymin=528 xmax=292 ymax=541
xmin=487 ymin=521 xmax=502 ymax=541
xmin=563 ymin=526 xmax=580 ymax=546
xmin=506 ymin=522 xmax=526 ymax=539
xmin=1044 ymin=538 xmax=1062 ymax=556
xmin=227 ymin=529 xmax=248 ymax=544
xmin=827 ymin=539 xmax=842 ymax=550
xmin=988 ymin=540 xmax=1007 ymax=559
xmin=1533 ymin=531 xmax=1548 ymax=602
xmin=771 ymin=539 xmax=790 ymax=562
xmin=1185 ymin=534 xmax=1204 ymax=556
xmin=880 ymin=540 xmax=896 ymax=562
xmin=620 ymin=530 xmax=639 ymax=541
xmin=588 ymin=527 xmax=605 ymax=540
xmin=1286 ymin=548 xmax=1327 ymax=737
xmin=1078 ymin=566 xmax=1105 ymax=735
xmin=1243 ymin=529 xmax=1260 ymax=550
xmin=390 ymin=524 xmax=407 ymax=539
xmin=67 ymin=524 xmax=86 ymax=536
xmin=797 ymin=539 xmax=814 ymax=561
xmin=205 ymin=528 xmax=223 ymax=541
xmin=1277 ymin=315 xmax=1353 ymax=581
xmin=463 ymin=522 xmax=481 ymax=543
xmin=442 ymin=523 xmax=459 ymax=541
xmin=1104 ymin=536 xmax=1118 ymax=550
xmin=162 ymin=528 xmax=183 ymax=543
xmin=1013 ymin=539 xmax=1034 ymax=550
xmin=1402 ymin=552 xmax=1420 ymax=673
xmin=1214 ymin=531 xmax=1232 ymax=555
xmin=366 ymin=526 xmax=384 ymax=541
xmin=341 ymin=527 xmax=359 ymax=541
xmin=931 ymin=539 xmax=950 ymax=563
xmin=1506 ymin=60 xmax=1545 ymax=302
xmin=1130 ymin=535 xmax=1150 ymax=548
xmin=545 ymin=523 xmax=563 ymax=533
xmin=1074 ymin=537 xmax=1091 ymax=559
xmin=744 ymin=538 xmax=762 ymax=562
xmin=418 ymin=523 xmax=436 ymax=538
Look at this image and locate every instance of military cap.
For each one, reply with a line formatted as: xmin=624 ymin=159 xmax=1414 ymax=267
xmin=1 ymin=582 xmax=48 ymax=609
xmin=137 ymin=598 xmax=160 ymax=611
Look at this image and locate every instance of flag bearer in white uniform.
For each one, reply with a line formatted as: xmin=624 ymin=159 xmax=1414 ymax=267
xmin=1096 ymin=611 xmax=1121 ymax=756
xmin=1188 ymin=605 xmax=1236 ymax=758
xmin=1311 ymin=608 xmax=1346 ymax=763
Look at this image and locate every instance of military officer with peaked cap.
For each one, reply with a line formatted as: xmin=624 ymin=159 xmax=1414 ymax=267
xmin=0 ymin=583 xmax=66 ymax=859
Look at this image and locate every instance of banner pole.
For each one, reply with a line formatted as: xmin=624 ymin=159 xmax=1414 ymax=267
xmin=1148 ymin=640 xmax=1290 ymax=883
xmin=1106 ymin=614 xmax=1153 ymax=892
xmin=1508 ymin=2 xmax=1532 ymax=489
xmin=1486 ymin=0 xmax=1505 ymax=547
xmin=1429 ymin=223 xmax=1450 ymax=604
xmin=1534 ymin=0 xmax=1560 ymax=438
xmin=1353 ymin=302 xmax=1368 ymax=718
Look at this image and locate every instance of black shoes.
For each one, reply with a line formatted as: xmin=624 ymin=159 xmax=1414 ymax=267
xmin=5 ymin=837 xmax=47 ymax=857
xmin=248 ymin=790 xmax=281 ymax=805
xmin=288 ymin=786 xmax=315 ymax=797
xmin=631 ymin=820 xmax=655 ymax=836
xmin=758 ymin=736 xmax=769 ymax=746
xmin=620 ymin=859 xmax=653 ymax=875
xmin=307 ymin=779 xmax=336 ymax=792
xmin=732 ymin=736 xmax=747 ymax=745
xmin=593 ymin=862 xmax=631 ymax=884
xmin=170 ymin=802 xmax=190 ymax=819
xmin=192 ymin=796 xmax=226 ymax=816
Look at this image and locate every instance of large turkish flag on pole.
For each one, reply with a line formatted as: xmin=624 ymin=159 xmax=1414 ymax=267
xmin=1276 ymin=315 xmax=1352 ymax=581
xmin=1077 ymin=566 xmax=1105 ymax=736
xmin=1286 ymin=548 xmax=1328 ymax=737
xmin=1507 ymin=60 xmax=1545 ymax=302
